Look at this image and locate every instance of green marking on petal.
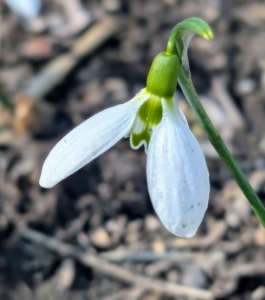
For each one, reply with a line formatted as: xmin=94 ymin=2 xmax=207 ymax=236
xmin=138 ymin=97 xmax=162 ymax=125
xmin=131 ymin=127 xmax=151 ymax=150
xmin=130 ymin=94 xmax=163 ymax=151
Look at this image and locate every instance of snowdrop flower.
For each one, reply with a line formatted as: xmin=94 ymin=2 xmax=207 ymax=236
xmin=40 ymin=18 xmax=212 ymax=237
xmin=5 ymin=0 xmax=41 ymax=19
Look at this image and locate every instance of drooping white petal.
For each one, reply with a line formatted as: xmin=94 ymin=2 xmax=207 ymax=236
xmin=146 ymin=99 xmax=209 ymax=238
xmin=40 ymin=98 xmax=143 ymax=188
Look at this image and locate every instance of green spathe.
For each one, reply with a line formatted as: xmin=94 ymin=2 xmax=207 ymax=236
xmin=166 ymin=17 xmax=214 ymax=57
xmin=146 ymin=52 xmax=180 ymax=98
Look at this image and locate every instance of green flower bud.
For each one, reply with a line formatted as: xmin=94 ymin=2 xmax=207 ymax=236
xmin=146 ymin=52 xmax=180 ymax=98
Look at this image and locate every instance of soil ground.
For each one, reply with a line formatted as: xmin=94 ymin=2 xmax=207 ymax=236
xmin=1 ymin=0 xmax=265 ymax=299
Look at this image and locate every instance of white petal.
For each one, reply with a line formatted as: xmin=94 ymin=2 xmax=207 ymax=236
xmin=5 ymin=0 xmax=41 ymax=19
xmin=146 ymin=99 xmax=209 ymax=238
xmin=40 ymin=99 xmax=141 ymax=188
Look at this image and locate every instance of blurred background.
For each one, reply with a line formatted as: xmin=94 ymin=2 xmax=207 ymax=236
xmin=1 ymin=0 xmax=265 ymax=299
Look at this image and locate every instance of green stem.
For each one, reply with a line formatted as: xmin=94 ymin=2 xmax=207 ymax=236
xmin=166 ymin=33 xmax=177 ymax=55
xmin=178 ymin=67 xmax=265 ymax=227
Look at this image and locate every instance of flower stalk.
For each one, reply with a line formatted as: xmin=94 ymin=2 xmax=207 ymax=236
xmin=168 ymin=18 xmax=265 ymax=227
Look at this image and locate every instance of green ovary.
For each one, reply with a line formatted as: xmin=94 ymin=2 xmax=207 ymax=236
xmin=130 ymin=97 xmax=162 ymax=151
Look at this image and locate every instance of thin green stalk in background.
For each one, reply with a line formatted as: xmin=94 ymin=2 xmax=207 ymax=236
xmin=0 ymin=15 xmax=13 ymax=111
xmin=178 ymin=67 xmax=265 ymax=227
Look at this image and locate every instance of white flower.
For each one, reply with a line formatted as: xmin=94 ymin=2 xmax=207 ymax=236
xmin=40 ymin=87 xmax=209 ymax=238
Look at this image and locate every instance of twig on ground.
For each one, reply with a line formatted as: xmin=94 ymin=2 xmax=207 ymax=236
xmin=101 ymin=249 xmax=225 ymax=264
xmin=25 ymin=16 xmax=123 ymax=100
xmin=213 ymin=262 xmax=265 ymax=298
xmin=14 ymin=16 xmax=123 ymax=135
xmin=21 ymin=228 xmax=214 ymax=300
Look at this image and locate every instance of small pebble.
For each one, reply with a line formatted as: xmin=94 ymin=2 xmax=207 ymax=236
xmin=90 ymin=227 xmax=112 ymax=249
xmin=180 ymin=265 xmax=208 ymax=289
xmin=225 ymin=212 xmax=241 ymax=229
xmin=145 ymin=215 xmax=160 ymax=232
xmin=125 ymin=219 xmax=142 ymax=244
xmin=21 ymin=36 xmax=54 ymax=59
xmin=251 ymin=286 xmax=265 ymax=300
xmin=106 ymin=215 xmax=127 ymax=234
xmin=97 ymin=182 xmax=112 ymax=200
xmin=56 ymin=259 xmax=75 ymax=291
xmin=254 ymin=225 xmax=265 ymax=247
xmin=102 ymin=0 xmax=122 ymax=12
xmin=152 ymin=239 xmax=165 ymax=253
xmin=236 ymin=78 xmax=256 ymax=95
